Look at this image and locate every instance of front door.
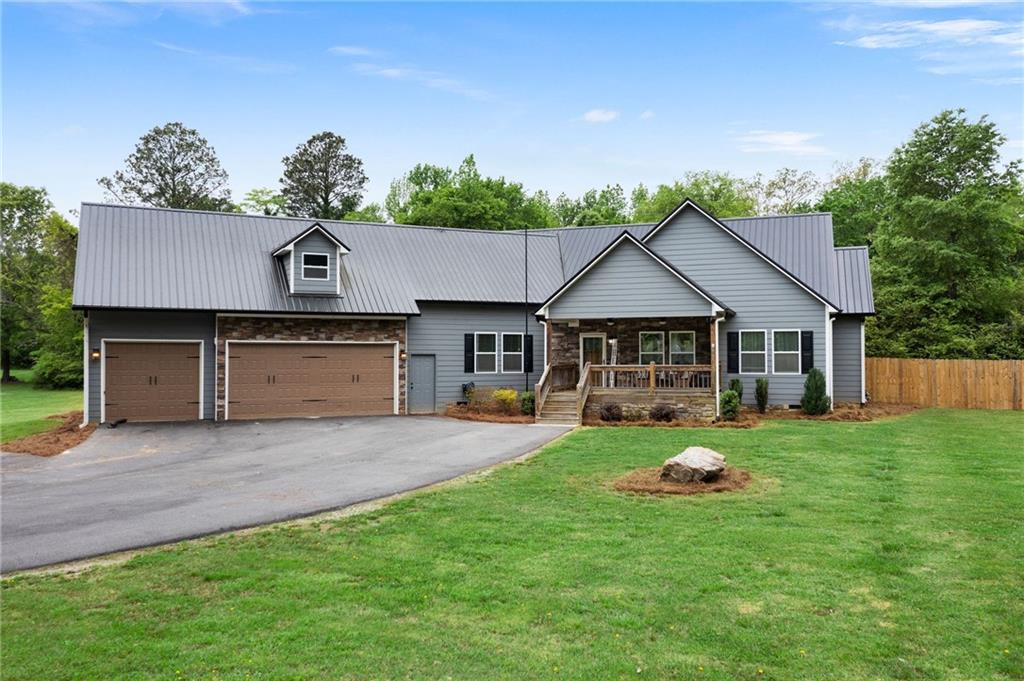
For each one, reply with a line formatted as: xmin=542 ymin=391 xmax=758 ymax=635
xmin=580 ymin=334 xmax=606 ymax=368
xmin=408 ymin=355 xmax=436 ymax=414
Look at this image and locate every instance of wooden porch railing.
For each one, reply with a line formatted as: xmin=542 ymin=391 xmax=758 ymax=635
xmin=551 ymin=363 xmax=579 ymax=390
xmin=588 ymin=364 xmax=713 ymax=392
xmin=576 ymin=362 xmax=593 ymax=422
xmin=534 ymin=364 xmax=552 ymax=416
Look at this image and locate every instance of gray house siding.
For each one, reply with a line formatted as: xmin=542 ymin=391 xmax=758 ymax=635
xmin=291 ymin=231 xmax=338 ymax=295
xmin=646 ymin=208 xmax=828 ymax=406
xmin=548 ymin=239 xmax=713 ymax=319
xmin=407 ymin=303 xmax=545 ymax=409
xmin=833 ymin=316 xmax=864 ymax=403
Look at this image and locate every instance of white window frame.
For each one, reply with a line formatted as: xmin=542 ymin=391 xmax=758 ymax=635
xmin=301 ymin=252 xmax=330 ymax=281
xmin=639 ymin=331 xmax=665 ymax=365
xmin=474 ymin=332 xmax=498 ymax=374
xmin=501 ymin=332 xmax=524 ymax=374
xmin=772 ymin=329 xmax=801 ymax=375
xmin=739 ymin=329 xmax=767 ymax=375
xmin=669 ymin=330 xmax=696 ymax=366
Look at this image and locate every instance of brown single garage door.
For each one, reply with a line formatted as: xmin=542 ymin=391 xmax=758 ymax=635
xmin=104 ymin=342 xmax=202 ymax=422
xmin=227 ymin=343 xmax=395 ymax=420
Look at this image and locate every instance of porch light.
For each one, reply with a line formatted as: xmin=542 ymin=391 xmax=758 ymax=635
xmin=399 ymin=351 xmax=407 ymax=361
xmin=90 ymin=348 xmax=100 ymax=360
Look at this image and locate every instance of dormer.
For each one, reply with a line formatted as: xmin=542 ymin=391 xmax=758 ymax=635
xmin=272 ymin=223 xmax=350 ymax=296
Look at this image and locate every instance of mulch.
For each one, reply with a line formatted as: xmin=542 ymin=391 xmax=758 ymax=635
xmin=757 ymin=402 xmax=917 ymax=422
xmin=444 ymin=405 xmax=535 ymax=424
xmin=1 ymin=412 xmax=96 ymax=457
xmin=612 ymin=466 xmax=753 ymax=496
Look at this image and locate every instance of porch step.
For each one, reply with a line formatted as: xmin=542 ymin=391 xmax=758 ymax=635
xmin=536 ymin=416 xmax=580 ymax=426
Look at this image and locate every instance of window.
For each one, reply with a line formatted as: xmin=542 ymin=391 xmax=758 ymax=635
xmin=639 ymin=331 xmax=665 ymax=365
xmin=773 ymin=330 xmax=800 ymax=374
xmin=474 ymin=332 xmax=497 ymax=373
xmin=739 ymin=330 xmax=767 ymax=374
xmin=501 ymin=333 xmax=524 ymax=373
xmin=669 ymin=331 xmax=696 ymax=365
xmin=302 ymin=252 xmax=330 ymax=280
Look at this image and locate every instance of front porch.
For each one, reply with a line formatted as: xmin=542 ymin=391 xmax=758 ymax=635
xmin=535 ymin=317 xmax=720 ymax=423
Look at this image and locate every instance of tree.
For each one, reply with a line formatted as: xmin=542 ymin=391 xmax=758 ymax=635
xmin=31 ymin=285 xmax=83 ymax=389
xmin=817 ymin=159 xmax=889 ymax=247
xmin=344 ymin=203 xmax=386 ymax=223
xmin=99 ymin=122 xmax=232 ymax=209
xmin=240 ymin=188 xmax=288 ymax=216
xmin=280 ymin=132 xmax=367 ymax=220
xmin=553 ymin=185 xmax=629 ymax=226
xmin=748 ymin=168 xmax=820 ymax=215
xmin=631 ymin=171 xmax=757 ymax=221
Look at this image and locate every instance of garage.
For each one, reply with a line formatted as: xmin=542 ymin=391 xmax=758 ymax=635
xmin=103 ymin=341 xmax=203 ymax=422
xmin=226 ymin=342 xmax=396 ymax=420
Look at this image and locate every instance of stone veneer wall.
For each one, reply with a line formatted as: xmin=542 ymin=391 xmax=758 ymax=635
xmin=216 ymin=316 xmax=406 ymax=419
xmin=549 ymin=317 xmax=714 ymax=366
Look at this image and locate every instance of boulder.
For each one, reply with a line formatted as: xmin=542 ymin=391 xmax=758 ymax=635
xmin=660 ymin=447 xmax=726 ymax=483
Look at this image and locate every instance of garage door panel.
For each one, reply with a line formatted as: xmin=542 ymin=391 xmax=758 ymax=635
xmin=228 ymin=343 xmax=395 ymax=420
xmin=105 ymin=342 xmax=201 ymax=423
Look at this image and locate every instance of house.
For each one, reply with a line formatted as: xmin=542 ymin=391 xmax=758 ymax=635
xmin=72 ymin=199 xmax=874 ymax=425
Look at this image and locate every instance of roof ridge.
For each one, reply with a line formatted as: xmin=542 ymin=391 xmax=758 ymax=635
xmin=723 ymin=212 xmax=832 ymax=221
xmin=834 ymin=245 xmax=869 ymax=250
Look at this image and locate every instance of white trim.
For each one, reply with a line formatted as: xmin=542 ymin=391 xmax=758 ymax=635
xmin=541 ymin=321 xmax=549 ymax=369
xmin=215 ymin=313 xmax=407 ymax=321
xmin=714 ymin=317 xmax=721 ymax=418
xmin=336 ymin=246 xmax=343 ymax=296
xmin=738 ymin=329 xmax=767 ymax=375
xmin=639 ymin=331 xmax=666 ymax=365
xmin=538 ymin=231 xmax=724 ymax=317
xmin=668 ymin=330 xmax=696 ymax=366
xmin=473 ymin=332 xmax=498 ymax=374
xmin=642 ymin=199 xmax=839 ymax=313
xmin=213 ymin=320 xmax=219 ymax=421
xmin=289 ymin=251 xmax=295 ymax=293
xmin=771 ymin=329 xmax=801 ymax=375
xmin=826 ymin=312 xmax=835 ymax=410
xmin=403 ymin=318 xmax=409 ymax=414
xmin=500 ymin=332 xmax=525 ymax=374
xmin=271 ymin=223 xmax=351 ymax=257
xmin=300 ymin=252 xmax=331 ymax=281
xmin=223 ymin=339 xmax=400 ymax=420
xmin=579 ymin=332 xmax=607 ymax=368
xmin=860 ymin=320 xmax=866 ymax=404
xmin=100 ymin=339 xmax=204 ymax=424
xmin=81 ymin=316 xmax=90 ymax=426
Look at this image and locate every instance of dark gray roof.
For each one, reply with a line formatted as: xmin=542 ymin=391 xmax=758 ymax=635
xmin=833 ymin=246 xmax=875 ymax=315
xmin=73 ymin=203 xmax=873 ymax=315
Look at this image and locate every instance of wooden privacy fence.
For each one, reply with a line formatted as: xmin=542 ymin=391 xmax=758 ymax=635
xmin=866 ymin=357 xmax=1024 ymax=410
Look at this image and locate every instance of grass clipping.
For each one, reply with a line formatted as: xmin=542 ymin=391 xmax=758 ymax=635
xmin=613 ymin=466 xmax=752 ymax=496
xmin=1 ymin=412 xmax=96 ymax=457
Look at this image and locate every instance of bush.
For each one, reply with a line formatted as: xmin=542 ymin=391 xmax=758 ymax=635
xmin=801 ymin=368 xmax=830 ymax=415
xmin=649 ymin=403 xmax=675 ymax=422
xmin=755 ymin=378 xmax=769 ymax=414
xmin=31 ymin=285 xmax=83 ymax=388
xmin=493 ymin=388 xmax=519 ymax=414
xmin=520 ymin=390 xmax=535 ymax=416
xmin=720 ymin=389 xmax=740 ymax=421
xmin=599 ymin=403 xmax=623 ymax=422
xmin=623 ymin=406 xmax=646 ymax=421
xmin=728 ymin=378 xmax=744 ymax=403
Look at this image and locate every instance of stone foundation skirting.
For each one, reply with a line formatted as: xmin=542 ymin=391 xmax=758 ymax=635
xmin=584 ymin=389 xmax=716 ymax=420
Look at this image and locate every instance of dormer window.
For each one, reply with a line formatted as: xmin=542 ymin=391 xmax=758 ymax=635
xmin=302 ymin=253 xmax=330 ymax=280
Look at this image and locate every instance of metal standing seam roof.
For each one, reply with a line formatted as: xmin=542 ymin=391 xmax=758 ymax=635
xmin=833 ymin=246 xmax=876 ymax=315
xmin=73 ymin=203 xmax=873 ymax=316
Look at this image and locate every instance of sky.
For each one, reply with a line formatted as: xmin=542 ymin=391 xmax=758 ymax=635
xmin=3 ymin=1 xmax=1022 ymax=220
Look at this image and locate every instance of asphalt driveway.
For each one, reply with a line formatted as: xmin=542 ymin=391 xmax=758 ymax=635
xmin=1 ymin=417 xmax=570 ymax=572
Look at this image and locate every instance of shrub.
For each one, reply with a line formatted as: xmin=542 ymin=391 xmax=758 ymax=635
xmin=755 ymin=378 xmax=769 ymax=414
xmin=520 ymin=390 xmax=535 ymax=416
xmin=720 ymin=390 xmax=740 ymax=421
xmin=649 ymin=403 xmax=676 ymax=422
xmin=493 ymin=388 xmax=519 ymax=414
xmin=599 ymin=402 xmax=623 ymax=422
xmin=728 ymin=378 xmax=744 ymax=403
xmin=623 ymin=406 xmax=645 ymax=421
xmin=801 ymin=368 xmax=830 ymax=415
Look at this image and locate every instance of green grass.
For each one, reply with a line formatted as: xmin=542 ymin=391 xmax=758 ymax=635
xmin=0 ymin=368 xmax=83 ymax=443
xmin=2 ymin=410 xmax=1022 ymax=680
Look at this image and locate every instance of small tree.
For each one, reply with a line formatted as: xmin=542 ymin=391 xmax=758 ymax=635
xmin=728 ymin=378 xmax=744 ymax=404
xmin=720 ymin=390 xmax=740 ymax=421
xmin=801 ymin=368 xmax=830 ymax=415
xmin=755 ymin=378 xmax=769 ymax=414
xmin=31 ymin=285 xmax=83 ymax=388
xmin=280 ymin=132 xmax=367 ymax=220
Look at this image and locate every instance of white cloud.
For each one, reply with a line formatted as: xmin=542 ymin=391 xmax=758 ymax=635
xmin=975 ymin=75 xmax=1024 ymax=85
xmin=582 ymin=109 xmax=620 ymax=124
xmin=351 ymin=62 xmax=492 ymax=101
xmin=735 ymin=130 xmax=830 ymax=156
xmin=639 ymin=110 xmax=656 ymax=120
xmin=154 ymin=41 xmax=296 ymax=75
xmin=329 ymin=45 xmax=377 ymax=57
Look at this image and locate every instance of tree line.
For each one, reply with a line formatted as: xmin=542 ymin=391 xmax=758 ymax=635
xmin=1 ymin=108 xmax=1021 ymax=389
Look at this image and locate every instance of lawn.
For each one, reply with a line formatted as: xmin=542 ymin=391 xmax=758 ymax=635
xmin=0 ymin=369 xmax=83 ymax=443
xmin=2 ymin=410 xmax=1022 ymax=679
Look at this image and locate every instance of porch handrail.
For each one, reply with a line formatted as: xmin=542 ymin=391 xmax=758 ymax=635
xmin=534 ymin=364 xmax=552 ymax=417
xmin=587 ymin=363 xmax=713 ymax=392
xmin=576 ymin=361 xmax=592 ymax=422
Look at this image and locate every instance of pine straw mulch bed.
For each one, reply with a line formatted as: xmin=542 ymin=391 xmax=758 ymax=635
xmin=613 ymin=466 xmax=753 ymax=496
xmin=1 ymin=412 xmax=96 ymax=457
xmin=585 ymin=403 xmax=917 ymax=428
xmin=444 ymin=405 xmax=535 ymax=424
xmin=582 ymin=416 xmax=758 ymax=428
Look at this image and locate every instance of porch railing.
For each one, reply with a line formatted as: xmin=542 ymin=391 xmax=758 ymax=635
xmin=576 ymin=362 xmax=593 ymax=422
xmin=588 ymin=363 xmax=713 ymax=392
xmin=551 ymin=363 xmax=579 ymax=390
xmin=534 ymin=364 xmax=552 ymax=416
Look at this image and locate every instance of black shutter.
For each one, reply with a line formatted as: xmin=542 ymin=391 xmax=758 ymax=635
xmin=726 ymin=332 xmax=739 ymax=374
xmin=801 ymin=331 xmax=814 ymax=373
xmin=524 ymin=334 xmax=534 ymax=373
xmin=464 ymin=334 xmax=475 ymax=373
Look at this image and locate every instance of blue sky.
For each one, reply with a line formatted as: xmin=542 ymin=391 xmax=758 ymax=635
xmin=3 ymin=1 xmax=1022 ymax=219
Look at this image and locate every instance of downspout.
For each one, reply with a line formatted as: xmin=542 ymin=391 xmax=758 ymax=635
xmin=714 ymin=316 xmax=721 ymax=419
xmin=81 ymin=314 xmax=90 ymax=427
xmin=825 ymin=311 xmax=835 ymax=410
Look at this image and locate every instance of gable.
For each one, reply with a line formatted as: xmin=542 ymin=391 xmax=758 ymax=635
xmin=287 ymin=229 xmax=341 ymax=296
xmin=545 ymin=235 xmax=719 ymax=319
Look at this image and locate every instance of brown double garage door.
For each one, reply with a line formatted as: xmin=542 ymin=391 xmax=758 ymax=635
xmin=227 ymin=342 xmax=395 ymax=420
